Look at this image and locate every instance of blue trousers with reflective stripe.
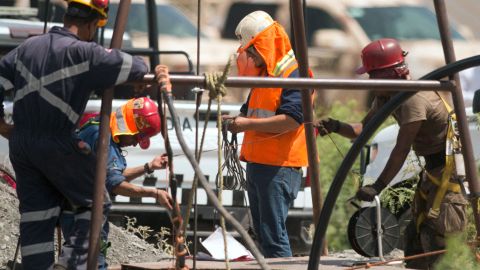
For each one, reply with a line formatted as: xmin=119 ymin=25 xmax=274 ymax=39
xmin=10 ymin=132 xmax=99 ymax=270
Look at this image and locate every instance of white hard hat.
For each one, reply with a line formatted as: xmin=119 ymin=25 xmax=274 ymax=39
xmin=235 ymin=10 xmax=274 ymax=49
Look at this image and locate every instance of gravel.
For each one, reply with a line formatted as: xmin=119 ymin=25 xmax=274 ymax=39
xmin=0 ymin=182 xmax=166 ymax=269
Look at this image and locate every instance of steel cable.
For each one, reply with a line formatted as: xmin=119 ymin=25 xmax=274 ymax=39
xmin=216 ymin=123 xmax=247 ymax=190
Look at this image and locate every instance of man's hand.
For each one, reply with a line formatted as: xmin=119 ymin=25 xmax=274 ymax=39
xmin=356 ymin=181 xmax=386 ymax=202
xmin=155 ymin=189 xmax=173 ymax=210
xmin=222 ymin=115 xmax=249 ymax=134
xmin=154 ymin=65 xmax=172 ymax=93
xmin=0 ymin=122 xmax=13 ymax=139
xmin=314 ymin=118 xmax=340 ymax=136
xmin=150 ymin=153 xmax=168 ymax=170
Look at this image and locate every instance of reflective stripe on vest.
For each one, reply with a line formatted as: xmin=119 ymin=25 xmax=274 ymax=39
xmin=14 ymin=60 xmax=90 ymax=124
xmin=240 ymin=59 xmax=308 ymax=167
xmin=0 ymin=76 xmax=13 ymax=91
xmin=115 ymin=52 xmax=133 ymax=85
xmin=110 ymin=98 xmax=138 ymax=143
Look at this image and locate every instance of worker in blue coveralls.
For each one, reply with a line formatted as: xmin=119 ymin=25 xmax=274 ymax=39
xmin=61 ymin=94 xmax=173 ymax=269
xmin=0 ymin=0 xmax=156 ymax=268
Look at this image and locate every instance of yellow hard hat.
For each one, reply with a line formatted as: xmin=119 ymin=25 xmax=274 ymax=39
xmin=235 ymin=10 xmax=274 ymax=50
xmin=67 ymin=0 xmax=108 ymax=26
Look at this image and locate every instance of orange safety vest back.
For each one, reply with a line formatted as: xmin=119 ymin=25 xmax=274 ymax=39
xmin=110 ymin=98 xmax=139 ymax=143
xmin=240 ymin=52 xmax=308 ymax=167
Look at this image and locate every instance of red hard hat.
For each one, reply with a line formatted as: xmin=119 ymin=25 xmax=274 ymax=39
xmin=132 ymin=97 xmax=161 ymax=149
xmin=356 ymin=38 xmax=407 ymax=75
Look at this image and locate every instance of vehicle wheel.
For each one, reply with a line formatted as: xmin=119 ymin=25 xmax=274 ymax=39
xmin=348 ymin=207 xmax=400 ymax=257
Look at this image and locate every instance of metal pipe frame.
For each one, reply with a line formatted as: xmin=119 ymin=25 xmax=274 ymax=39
xmin=87 ymin=0 xmax=131 ymax=269
xmin=134 ymin=75 xmax=456 ymax=91
xmin=290 ymin=1 xmax=323 ymax=251
xmin=86 ymin=1 xmax=478 ymax=269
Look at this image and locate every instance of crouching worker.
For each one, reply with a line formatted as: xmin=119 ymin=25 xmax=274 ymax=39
xmin=315 ymin=38 xmax=468 ymax=269
xmin=61 ymin=66 xmax=174 ymax=269
xmin=61 ymin=96 xmax=173 ymax=269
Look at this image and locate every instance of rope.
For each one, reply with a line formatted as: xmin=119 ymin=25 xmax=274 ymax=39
xmin=183 ymin=99 xmax=212 ymax=228
xmin=212 ymin=56 xmax=235 ymax=270
xmin=173 ymin=120 xmax=318 ymax=159
xmin=204 ymin=55 xmax=233 ymax=100
xmin=216 ymin=94 xmax=231 ymax=270
xmin=183 ymin=56 xmax=234 ymax=269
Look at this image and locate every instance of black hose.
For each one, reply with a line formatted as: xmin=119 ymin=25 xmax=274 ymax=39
xmin=307 ymin=55 xmax=480 ymax=270
xmin=162 ymin=91 xmax=271 ymax=270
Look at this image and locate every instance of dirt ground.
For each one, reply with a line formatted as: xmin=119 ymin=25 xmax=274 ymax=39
xmin=0 ymin=182 xmax=166 ymax=269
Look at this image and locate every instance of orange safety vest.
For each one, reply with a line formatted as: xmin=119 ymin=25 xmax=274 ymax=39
xmin=240 ymin=54 xmax=308 ymax=167
xmin=110 ymin=98 xmax=138 ymax=143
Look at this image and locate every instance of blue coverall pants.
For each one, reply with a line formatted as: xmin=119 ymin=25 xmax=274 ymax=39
xmin=10 ymin=132 xmax=100 ymax=270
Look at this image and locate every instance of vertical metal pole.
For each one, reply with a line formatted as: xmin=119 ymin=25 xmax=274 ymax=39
xmin=87 ymin=0 xmax=131 ymax=269
xmin=146 ymin=0 xmax=160 ymax=70
xmin=42 ymin=0 xmax=50 ymax=34
xmin=290 ymin=0 xmax=325 ymax=252
xmin=374 ymin=196 xmax=385 ymax=262
xmin=193 ymin=1 xmax=202 ymax=268
xmin=433 ymin=0 xmax=480 ymax=237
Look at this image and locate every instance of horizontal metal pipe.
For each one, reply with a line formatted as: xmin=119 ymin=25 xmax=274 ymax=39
xmin=137 ymin=74 xmax=455 ymax=91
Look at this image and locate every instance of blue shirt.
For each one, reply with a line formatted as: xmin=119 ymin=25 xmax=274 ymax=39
xmin=78 ymin=121 xmax=126 ymax=193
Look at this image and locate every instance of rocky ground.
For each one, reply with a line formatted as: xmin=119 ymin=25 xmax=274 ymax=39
xmin=0 ymin=182 xmax=166 ymax=269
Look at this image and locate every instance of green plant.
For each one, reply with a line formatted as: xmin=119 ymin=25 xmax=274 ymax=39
xmin=125 ymin=216 xmax=153 ymax=240
xmin=380 ymin=176 xmax=418 ymax=215
xmin=153 ymin=227 xmax=174 ymax=256
xmin=434 ymin=232 xmax=479 ymax=270
xmin=123 ymin=216 xmax=192 ymax=256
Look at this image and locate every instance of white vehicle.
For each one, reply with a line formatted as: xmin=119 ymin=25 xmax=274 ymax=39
xmin=363 ymin=106 xmax=480 ymax=190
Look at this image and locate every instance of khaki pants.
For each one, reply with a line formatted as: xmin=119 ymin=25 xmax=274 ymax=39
xmin=404 ymin=167 xmax=468 ymax=269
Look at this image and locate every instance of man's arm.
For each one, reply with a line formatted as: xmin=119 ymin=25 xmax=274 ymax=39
xmin=377 ymin=121 xmax=422 ymax=185
xmin=356 ymin=121 xmax=422 ymax=201
xmin=0 ymin=49 xmax=16 ymax=139
xmin=0 ymin=118 xmax=13 ymax=139
xmin=228 ymin=114 xmax=299 ymax=134
xmin=112 ymin=182 xmax=173 ymax=210
xmin=123 ymin=154 xmax=168 ymax=182
xmin=316 ymin=108 xmax=377 ymax=139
